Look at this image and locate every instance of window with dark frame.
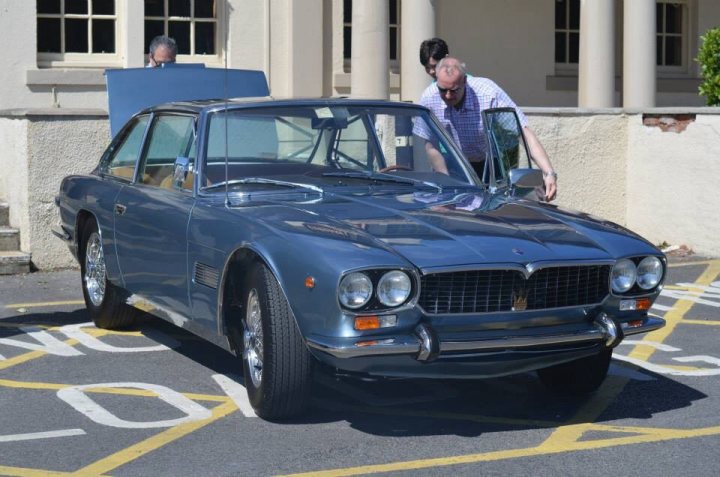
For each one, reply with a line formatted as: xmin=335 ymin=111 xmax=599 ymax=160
xmin=144 ymin=0 xmax=217 ymax=56
xmin=554 ymin=0 xmax=580 ymax=65
xmin=343 ymin=0 xmax=401 ymax=62
xmin=656 ymin=1 xmax=684 ymax=67
xmin=37 ymin=0 xmax=117 ymax=54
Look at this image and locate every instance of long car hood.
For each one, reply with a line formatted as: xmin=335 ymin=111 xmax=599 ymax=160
xmin=252 ymin=189 xmax=649 ymax=270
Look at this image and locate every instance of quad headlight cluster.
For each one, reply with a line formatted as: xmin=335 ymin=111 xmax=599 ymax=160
xmin=610 ymin=256 xmax=664 ymax=294
xmin=338 ymin=270 xmax=413 ymax=310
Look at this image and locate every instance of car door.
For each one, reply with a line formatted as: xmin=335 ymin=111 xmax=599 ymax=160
xmin=93 ymin=115 xmax=151 ymax=284
xmin=113 ymin=113 xmax=197 ymax=317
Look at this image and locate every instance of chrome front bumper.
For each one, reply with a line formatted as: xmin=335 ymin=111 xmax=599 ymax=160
xmin=306 ymin=314 xmax=666 ymax=362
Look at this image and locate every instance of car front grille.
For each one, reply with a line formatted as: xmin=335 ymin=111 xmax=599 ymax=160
xmin=419 ymin=265 xmax=611 ymax=314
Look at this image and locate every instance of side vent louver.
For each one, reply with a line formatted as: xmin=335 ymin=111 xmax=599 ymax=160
xmin=194 ymin=262 xmax=219 ymax=289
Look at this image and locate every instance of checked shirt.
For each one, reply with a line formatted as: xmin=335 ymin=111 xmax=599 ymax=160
xmin=414 ymin=76 xmax=528 ymax=162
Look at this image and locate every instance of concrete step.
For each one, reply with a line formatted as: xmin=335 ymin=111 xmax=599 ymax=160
xmin=0 ymin=226 xmax=21 ymax=252
xmin=0 ymin=202 xmax=8 ymax=227
xmin=0 ymin=251 xmax=32 ymax=275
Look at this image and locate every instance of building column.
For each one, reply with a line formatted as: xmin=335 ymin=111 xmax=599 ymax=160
xmin=121 ymin=1 xmax=145 ymax=67
xmin=623 ymin=0 xmax=656 ymax=108
xmin=400 ymin=0 xmax=435 ymax=103
xmin=351 ymin=0 xmax=388 ymax=99
xmin=578 ymin=0 xmax=614 ymax=107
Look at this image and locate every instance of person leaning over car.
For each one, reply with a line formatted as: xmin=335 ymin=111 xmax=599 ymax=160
xmin=147 ymin=35 xmax=177 ymax=68
xmin=414 ymin=57 xmax=558 ymax=201
xmin=419 ymin=37 xmax=449 ymax=80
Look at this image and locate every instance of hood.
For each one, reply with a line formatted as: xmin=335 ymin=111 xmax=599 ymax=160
xmin=241 ymin=189 xmax=651 ymax=270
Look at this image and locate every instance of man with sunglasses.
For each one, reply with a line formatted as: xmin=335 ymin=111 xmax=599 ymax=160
xmin=147 ymin=35 xmax=177 ymax=68
xmin=415 ymin=57 xmax=557 ymax=201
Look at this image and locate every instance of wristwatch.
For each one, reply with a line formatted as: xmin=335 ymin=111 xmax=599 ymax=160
xmin=543 ymin=170 xmax=558 ymax=179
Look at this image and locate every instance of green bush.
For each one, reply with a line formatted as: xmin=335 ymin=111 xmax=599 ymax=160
xmin=697 ymin=27 xmax=720 ymax=106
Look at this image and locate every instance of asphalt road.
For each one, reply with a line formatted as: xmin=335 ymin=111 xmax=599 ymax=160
xmin=1 ymin=257 xmax=719 ymax=477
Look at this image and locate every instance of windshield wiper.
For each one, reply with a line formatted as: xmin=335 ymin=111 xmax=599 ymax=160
xmin=202 ymin=177 xmax=324 ymax=194
xmin=323 ymin=170 xmax=443 ymax=193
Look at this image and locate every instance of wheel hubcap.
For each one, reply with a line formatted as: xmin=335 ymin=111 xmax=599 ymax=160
xmin=84 ymin=232 xmax=106 ymax=307
xmin=243 ymin=289 xmax=264 ymax=388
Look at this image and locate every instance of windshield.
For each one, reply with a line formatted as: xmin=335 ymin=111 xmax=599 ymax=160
xmin=202 ymin=105 xmax=476 ymax=190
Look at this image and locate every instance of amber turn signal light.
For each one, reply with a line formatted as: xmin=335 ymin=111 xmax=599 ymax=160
xmin=354 ymin=316 xmax=380 ymax=330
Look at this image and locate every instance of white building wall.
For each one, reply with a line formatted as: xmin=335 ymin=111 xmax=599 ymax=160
xmin=626 ymin=113 xmax=720 ymax=255
xmin=0 ymin=117 xmax=29 ymax=237
xmin=1 ymin=0 xmax=718 ymax=109
xmin=437 ymin=0 xmax=562 ymax=107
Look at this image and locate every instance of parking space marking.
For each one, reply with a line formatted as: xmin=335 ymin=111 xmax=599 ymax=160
xmin=212 ymin=374 xmax=257 ymax=417
xmin=682 ymin=319 xmax=720 ymax=326
xmin=73 ymin=400 xmax=237 ymax=477
xmin=280 ymin=422 xmax=720 ymax=476
xmin=629 ymin=260 xmax=720 ymax=362
xmin=290 ymin=261 xmax=720 ymax=476
xmin=667 ymin=259 xmax=716 ymax=268
xmin=2 ymin=261 xmax=717 ymax=476
xmin=0 ymin=429 xmax=86 ymax=443
xmin=0 ymin=378 xmax=229 ymax=403
xmin=3 ymin=300 xmax=84 ymax=309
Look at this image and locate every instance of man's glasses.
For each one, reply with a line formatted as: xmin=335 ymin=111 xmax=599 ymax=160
xmin=150 ymin=56 xmax=176 ymax=67
xmin=438 ymin=85 xmax=462 ymax=95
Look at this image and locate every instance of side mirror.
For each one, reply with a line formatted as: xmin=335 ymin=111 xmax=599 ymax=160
xmin=509 ymin=168 xmax=544 ymax=200
xmin=509 ymin=168 xmax=543 ymax=188
xmin=172 ymin=156 xmax=190 ymax=188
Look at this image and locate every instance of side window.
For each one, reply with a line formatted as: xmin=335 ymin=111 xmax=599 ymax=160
xmin=102 ymin=116 xmax=150 ymax=180
xmin=138 ymin=115 xmax=196 ymax=189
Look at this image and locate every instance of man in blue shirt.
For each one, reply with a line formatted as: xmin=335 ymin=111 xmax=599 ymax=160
xmin=416 ymin=57 xmax=558 ymax=201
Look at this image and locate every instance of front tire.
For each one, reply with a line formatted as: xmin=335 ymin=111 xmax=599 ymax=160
xmin=537 ymin=349 xmax=612 ymax=394
xmin=80 ymin=220 xmax=137 ymax=329
xmin=241 ymin=262 xmax=313 ymax=419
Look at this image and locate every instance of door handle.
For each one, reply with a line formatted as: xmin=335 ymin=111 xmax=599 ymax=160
xmin=114 ymin=203 xmax=127 ymax=216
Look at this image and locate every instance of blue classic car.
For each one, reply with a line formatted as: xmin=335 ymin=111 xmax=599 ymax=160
xmin=54 ymin=96 xmax=666 ymax=419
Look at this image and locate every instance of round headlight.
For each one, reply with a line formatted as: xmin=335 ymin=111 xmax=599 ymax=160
xmin=377 ymin=271 xmax=412 ymax=307
xmin=636 ymin=256 xmax=663 ymax=290
xmin=338 ymin=272 xmax=373 ymax=309
xmin=611 ymin=259 xmax=637 ymax=293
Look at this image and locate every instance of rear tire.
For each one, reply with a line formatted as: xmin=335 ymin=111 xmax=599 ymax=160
xmin=537 ymin=349 xmax=612 ymax=394
xmin=80 ymin=220 xmax=137 ymax=329
xmin=241 ymin=262 xmax=313 ymax=419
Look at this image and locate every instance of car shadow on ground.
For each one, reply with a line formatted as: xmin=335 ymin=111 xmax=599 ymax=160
xmin=0 ymin=311 xmax=708 ymax=438
xmin=135 ymin=315 xmax=707 ymax=437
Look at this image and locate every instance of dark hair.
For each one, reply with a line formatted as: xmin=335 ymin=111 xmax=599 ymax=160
xmin=419 ymin=38 xmax=449 ymax=66
xmin=148 ymin=35 xmax=178 ymax=57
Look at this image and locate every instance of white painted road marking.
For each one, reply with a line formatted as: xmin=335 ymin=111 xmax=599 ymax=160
xmin=212 ymin=374 xmax=257 ymax=417
xmin=57 ymin=382 xmax=212 ymax=428
xmin=0 ymin=428 xmax=86 ymax=443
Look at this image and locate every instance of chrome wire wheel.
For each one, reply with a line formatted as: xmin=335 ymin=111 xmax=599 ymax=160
xmin=84 ymin=232 xmax=106 ymax=307
xmin=243 ymin=288 xmax=264 ymax=388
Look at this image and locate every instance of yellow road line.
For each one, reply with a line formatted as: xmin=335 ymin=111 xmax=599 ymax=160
xmin=70 ymin=400 xmax=237 ymax=476
xmin=279 ymin=423 xmax=720 ymax=477
xmin=0 ymin=350 xmax=56 ymax=371
xmin=681 ymin=319 xmax=720 ymax=326
xmin=3 ymin=300 xmax=85 ymax=309
xmin=630 ymin=260 xmax=720 ymax=362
